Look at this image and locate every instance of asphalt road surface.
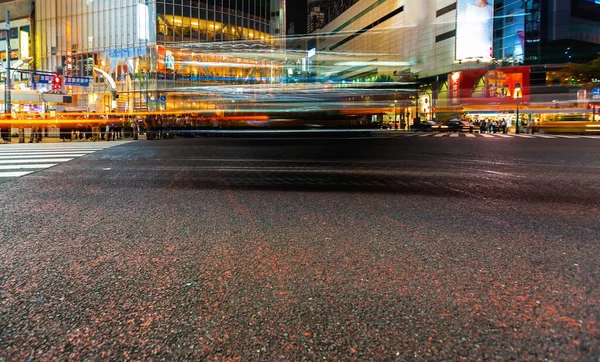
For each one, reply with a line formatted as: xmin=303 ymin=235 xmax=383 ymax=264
xmin=0 ymin=134 xmax=599 ymax=360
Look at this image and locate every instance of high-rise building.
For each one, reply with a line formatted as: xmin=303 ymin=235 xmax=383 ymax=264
xmin=307 ymin=0 xmax=358 ymax=33
xmin=0 ymin=0 xmax=34 ymax=91
xmin=307 ymin=0 xmax=328 ymax=33
xmin=34 ymin=0 xmax=286 ymax=113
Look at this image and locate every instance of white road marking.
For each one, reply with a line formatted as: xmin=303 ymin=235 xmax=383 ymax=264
xmin=449 ymin=133 xmax=459 ymax=137
xmin=495 ymin=134 xmax=514 ymax=138
xmin=513 ymin=134 xmax=534 ymax=138
xmin=0 ymin=171 xmax=35 ymax=177
xmin=465 ymin=133 xmax=476 ymax=138
xmin=481 ymin=134 xmax=495 ymax=138
xmin=0 ymin=158 xmax=74 ymax=164
xmin=535 ymin=135 xmax=557 ymax=138
xmin=0 ymin=151 xmax=96 ymax=155
xmin=418 ymin=133 xmax=433 ymax=137
xmin=0 ymin=164 xmax=57 ymax=170
xmin=0 ymin=153 xmax=87 ymax=159
xmin=434 ymin=133 xmax=447 ymax=137
xmin=0 ymin=142 xmax=128 ymax=180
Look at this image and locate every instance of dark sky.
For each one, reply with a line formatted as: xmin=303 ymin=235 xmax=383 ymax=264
xmin=287 ymin=1 xmax=307 ymax=35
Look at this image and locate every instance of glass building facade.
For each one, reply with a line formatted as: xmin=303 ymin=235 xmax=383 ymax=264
xmin=35 ymin=0 xmax=285 ymax=113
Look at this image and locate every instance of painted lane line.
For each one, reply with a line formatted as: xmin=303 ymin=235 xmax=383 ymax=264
xmin=449 ymin=133 xmax=459 ymax=137
xmin=0 ymin=171 xmax=35 ymax=177
xmin=0 ymin=151 xmax=96 ymax=155
xmin=434 ymin=133 xmax=447 ymax=137
xmin=465 ymin=133 xmax=476 ymax=137
xmin=418 ymin=133 xmax=433 ymax=137
xmin=0 ymin=154 xmax=87 ymax=159
xmin=0 ymin=158 xmax=74 ymax=164
xmin=0 ymin=146 xmax=111 ymax=150
xmin=0 ymin=164 xmax=57 ymax=170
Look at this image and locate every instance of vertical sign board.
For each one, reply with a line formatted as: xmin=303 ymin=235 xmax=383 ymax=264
xmin=456 ymin=0 xmax=494 ymax=61
xmin=449 ymin=72 xmax=461 ymax=105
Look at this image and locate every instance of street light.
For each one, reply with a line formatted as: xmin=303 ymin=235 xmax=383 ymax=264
xmin=514 ymin=83 xmax=521 ymax=134
xmin=394 ymin=100 xmax=397 ymax=129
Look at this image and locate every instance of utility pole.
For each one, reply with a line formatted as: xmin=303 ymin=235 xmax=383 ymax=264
xmin=4 ymin=11 xmax=11 ymax=117
xmin=516 ymin=104 xmax=520 ymax=134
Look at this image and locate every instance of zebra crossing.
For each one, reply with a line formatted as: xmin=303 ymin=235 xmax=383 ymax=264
xmin=380 ymin=132 xmax=600 ymax=139
xmin=0 ymin=141 xmax=129 ymax=180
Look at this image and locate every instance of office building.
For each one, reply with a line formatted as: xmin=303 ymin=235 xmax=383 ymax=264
xmin=311 ymin=0 xmax=600 ymax=123
xmin=34 ymin=0 xmax=286 ymax=113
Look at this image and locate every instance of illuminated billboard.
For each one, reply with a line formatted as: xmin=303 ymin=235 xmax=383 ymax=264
xmin=493 ymin=1 xmax=525 ymax=63
xmin=485 ymin=67 xmax=530 ymax=104
xmin=456 ymin=0 xmax=494 ymax=61
xmin=447 ymin=66 xmax=530 ymax=105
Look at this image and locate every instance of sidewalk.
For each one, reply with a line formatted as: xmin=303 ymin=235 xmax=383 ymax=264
xmin=2 ymin=136 xmax=139 ymax=144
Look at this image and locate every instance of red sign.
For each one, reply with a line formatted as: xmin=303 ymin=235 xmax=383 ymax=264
xmin=449 ymin=72 xmax=461 ymax=105
xmin=448 ymin=66 xmax=530 ymax=106
xmin=157 ymin=46 xmax=166 ymax=73
xmin=485 ymin=66 xmax=530 ymax=104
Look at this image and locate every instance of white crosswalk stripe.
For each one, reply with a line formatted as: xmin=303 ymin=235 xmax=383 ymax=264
xmin=384 ymin=132 xmax=600 ymax=139
xmin=0 ymin=141 xmax=130 ymax=180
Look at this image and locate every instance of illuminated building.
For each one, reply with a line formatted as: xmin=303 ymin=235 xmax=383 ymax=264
xmin=310 ymin=0 xmax=600 ymax=124
xmin=34 ymin=0 xmax=286 ymax=113
xmin=1 ymin=0 xmax=35 ymax=107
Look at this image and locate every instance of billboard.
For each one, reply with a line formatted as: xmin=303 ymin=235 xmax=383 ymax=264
xmin=485 ymin=66 xmax=530 ymax=104
xmin=456 ymin=0 xmax=494 ymax=61
xmin=447 ymin=66 xmax=530 ymax=105
xmin=493 ymin=1 xmax=525 ymax=63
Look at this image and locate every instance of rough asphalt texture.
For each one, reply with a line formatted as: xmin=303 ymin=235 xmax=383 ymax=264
xmin=0 ymin=136 xmax=598 ymax=360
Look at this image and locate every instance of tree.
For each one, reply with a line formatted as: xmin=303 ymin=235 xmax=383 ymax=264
xmin=563 ymin=53 xmax=600 ymax=86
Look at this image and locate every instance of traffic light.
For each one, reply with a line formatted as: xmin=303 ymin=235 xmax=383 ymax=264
xmin=51 ymin=74 xmax=62 ymax=91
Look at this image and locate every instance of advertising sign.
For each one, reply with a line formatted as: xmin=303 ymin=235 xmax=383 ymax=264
xmin=64 ymin=76 xmax=91 ymax=87
xmin=448 ymin=67 xmax=530 ymax=106
xmin=449 ymin=72 xmax=462 ymax=105
xmin=485 ymin=66 xmax=530 ymax=104
xmin=32 ymin=73 xmax=91 ymax=87
xmin=157 ymin=45 xmax=166 ymax=73
xmin=456 ymin=0 xmax=494 ymax=61
xmin=31 ymin=73 xmax=55 ymax=84
xmin=493 ymin=1 xmax=525 ymax=62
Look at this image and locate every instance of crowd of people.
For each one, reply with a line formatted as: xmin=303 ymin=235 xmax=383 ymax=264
xmin=473 ymin=119 xmax=509 ymax=133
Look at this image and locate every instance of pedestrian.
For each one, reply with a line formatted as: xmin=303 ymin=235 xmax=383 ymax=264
xmin=501 ymin=119 xmax=507 ymax=133
xmin=29 ymin=126 xmax=38 ymax=143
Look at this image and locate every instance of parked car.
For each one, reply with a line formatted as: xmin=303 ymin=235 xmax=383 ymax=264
xmin=432 ymin=119 xmax=473 ymax=132
xmin=409 ymin=120 xmax=438 ymax=132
